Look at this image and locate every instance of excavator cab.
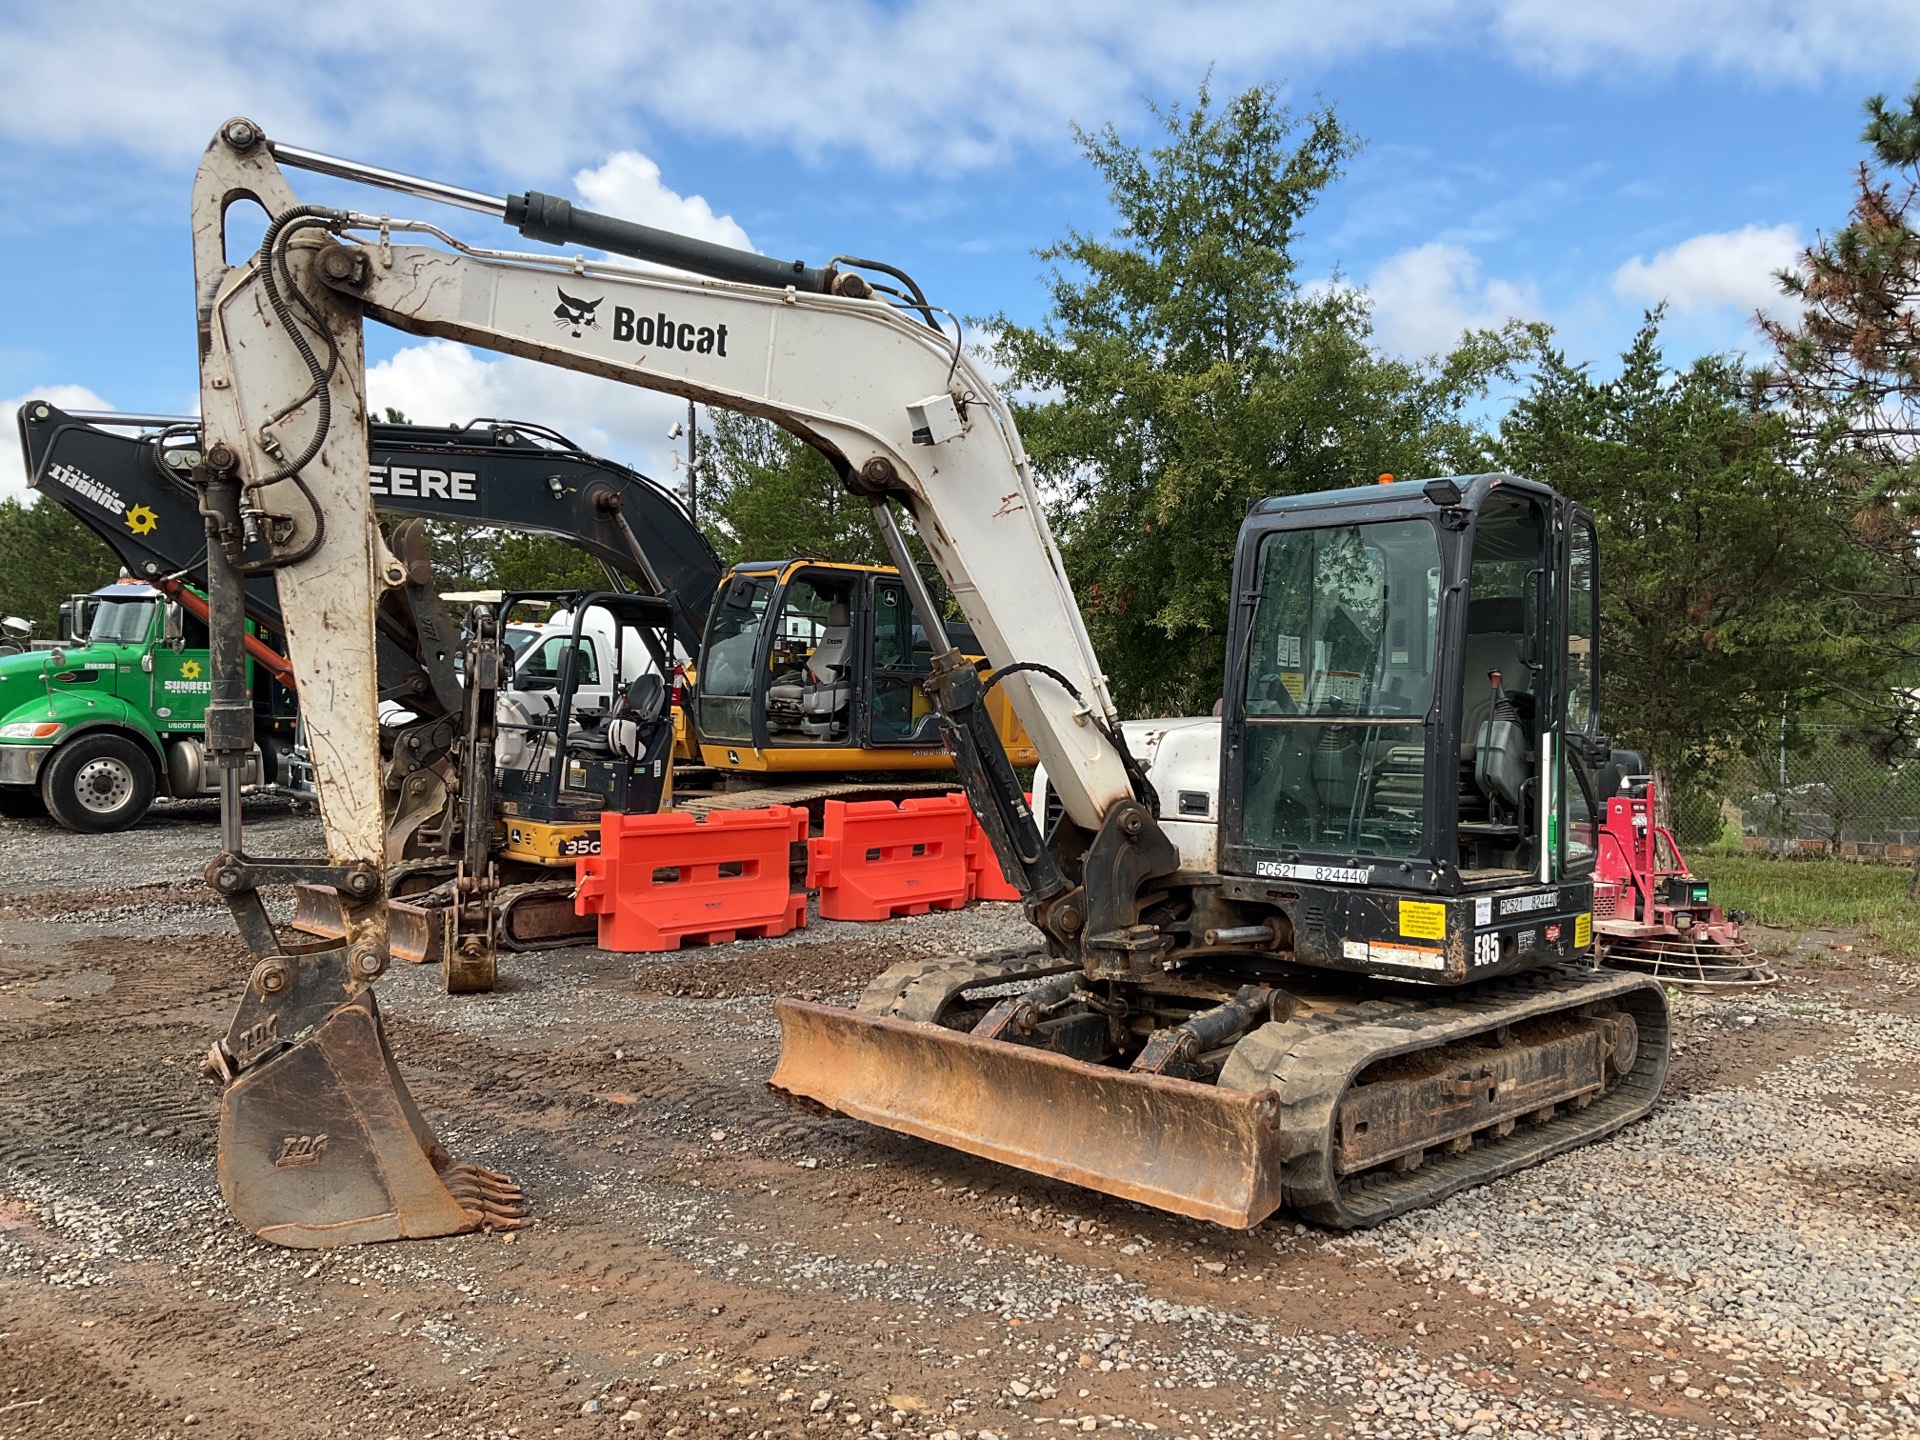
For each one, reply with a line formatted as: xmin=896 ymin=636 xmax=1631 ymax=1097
xmin=1222 ymin=473 xmax=1605 ymax=951
xmin=691 ymin=559 xmax=1036 ymax=776
xmin=494 ymin=589 xmax=677 ymax=862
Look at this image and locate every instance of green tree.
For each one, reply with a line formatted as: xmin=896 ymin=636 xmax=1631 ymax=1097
xmin=1759 ymin=80 xmax=1920 ymax=892
xmin=988 ymin=83 xmax=1538 ymax=716
xmin=0 ymin=496 xmax=120 ymax=635
xmin=1498 ymin=313 xmax=1870 ymax=826
xmin=694 ymin=409 xmax=893 ymax=566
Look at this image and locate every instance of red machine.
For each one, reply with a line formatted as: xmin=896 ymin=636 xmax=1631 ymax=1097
xmin=1593 ymin=777 xmax=1774 ymax=986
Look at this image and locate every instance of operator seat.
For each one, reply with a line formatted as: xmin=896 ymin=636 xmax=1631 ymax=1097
xmin=606 ymin=673 xmax=668 ymax=760
xmin=1458 ymin=596 xmax=1532 ymax=761
xmin=802 ymin=602 xmax=854 ymax=724
xmin=768 ymin=603 xmax=854 ymax=735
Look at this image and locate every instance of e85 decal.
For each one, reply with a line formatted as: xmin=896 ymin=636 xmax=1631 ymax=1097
xmin=1473 ymin=932 xmax=1501 ymax=967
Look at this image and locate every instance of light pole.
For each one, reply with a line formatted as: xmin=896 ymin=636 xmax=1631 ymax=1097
xmin=668 ymin=401 xmax=698 ymax=520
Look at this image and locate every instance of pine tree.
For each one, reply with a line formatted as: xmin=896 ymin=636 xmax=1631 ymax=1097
xmin=1760 ymin=81 xmax=1920 ymax=894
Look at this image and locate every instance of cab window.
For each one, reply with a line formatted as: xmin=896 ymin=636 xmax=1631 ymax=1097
xmin=699 ymin=575 xmax=775 ymax=742
xmin=88 ymin=599 xmax=157 ymax=645
xmin=518 ymin=635 xmax=599 ymax=687
xmin=1238 ymin=519 xmax=1441 ymax=859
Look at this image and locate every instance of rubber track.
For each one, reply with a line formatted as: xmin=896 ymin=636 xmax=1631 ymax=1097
xmin=494 ymin=881 xmax=595 ymax=951
xmin=1220 ymin=964 xmax=1670 ymax=1228
xmin=853 ymin=945 xmax=1064 ymax=1024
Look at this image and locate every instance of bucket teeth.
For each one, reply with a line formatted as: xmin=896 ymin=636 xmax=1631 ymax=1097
xmin=441 ymin=1163 xmax=530 ymax=1229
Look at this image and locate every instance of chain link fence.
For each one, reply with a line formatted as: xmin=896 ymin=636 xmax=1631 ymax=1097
xmin=1726 ymin=716 xmax=1920 ymax=863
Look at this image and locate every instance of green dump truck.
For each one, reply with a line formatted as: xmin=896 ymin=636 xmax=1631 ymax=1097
xmin=0 ymin=582 xmax=290 ymax=831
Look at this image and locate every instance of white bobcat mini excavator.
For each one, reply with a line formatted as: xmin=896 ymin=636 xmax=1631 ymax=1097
xmin=186 ymin=118 xmax=1667 ymax=1248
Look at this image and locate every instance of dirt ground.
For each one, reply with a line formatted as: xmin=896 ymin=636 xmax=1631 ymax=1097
xmin=1 ymin=800 xmax=1917 ymax=1440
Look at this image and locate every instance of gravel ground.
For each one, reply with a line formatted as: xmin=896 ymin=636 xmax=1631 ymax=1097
xmin=1 ymin=806 xmax=1916 ymax=1440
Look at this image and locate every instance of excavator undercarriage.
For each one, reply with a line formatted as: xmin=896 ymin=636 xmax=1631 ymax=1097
xmin=773 ymin=953 xmax=1665 ymax=1228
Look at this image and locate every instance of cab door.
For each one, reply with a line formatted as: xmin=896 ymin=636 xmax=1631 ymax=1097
xmin=866 ymin=577 xmax=941 ymax=747
xmin=760 ymin=568 xmax=859 ymax=748
xmin=149 ymin=601 xmax=215 ymax=734
xmin=1557 ymin=505 xmax=1603 ymax=878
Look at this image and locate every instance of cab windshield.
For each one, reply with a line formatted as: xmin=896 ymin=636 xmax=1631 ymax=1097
xmin=87 ymin=599 xmax=156 ymax=645
xmin=1240 ymin=519 xmax=1442 ymax=859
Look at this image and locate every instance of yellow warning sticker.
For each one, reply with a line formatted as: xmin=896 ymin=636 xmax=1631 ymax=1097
xmin=1399 ymin=899 xmax=1447 ymax=941
xmin=1575 ymin=911 xmax=1593 ymax=949
xmin=1279 ymin=672 xmax=1306 ymax=703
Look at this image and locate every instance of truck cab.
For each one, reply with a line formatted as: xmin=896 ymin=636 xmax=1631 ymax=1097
xmin=0 ymin=582 xmax=285 ymax=831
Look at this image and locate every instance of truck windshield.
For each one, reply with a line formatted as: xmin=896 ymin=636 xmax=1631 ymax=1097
xmin=87 ymin=599 xmax=156 ymax=646
xmin=1240 ymin=519 xmax=1441 ymax=860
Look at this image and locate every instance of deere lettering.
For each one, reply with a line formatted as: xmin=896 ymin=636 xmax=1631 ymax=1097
xmin=610 ymin=308 xmax=729 ymax=356
xmin=369 ymin=466 xmax=478 ymax=502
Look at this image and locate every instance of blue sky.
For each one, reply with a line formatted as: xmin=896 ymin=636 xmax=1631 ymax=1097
xmin=2 ymin=0 xmax=1916 ymax=501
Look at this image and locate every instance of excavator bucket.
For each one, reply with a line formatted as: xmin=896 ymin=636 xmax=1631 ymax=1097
xmin=216 ymin=991 xmax=526 ymax=1248
xmin=769 ymin=999 xmax=1287 ymax=1228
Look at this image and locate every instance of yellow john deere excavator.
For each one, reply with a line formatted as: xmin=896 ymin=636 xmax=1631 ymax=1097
xmin=184 ymin=119 xmax=1665 ymax=1248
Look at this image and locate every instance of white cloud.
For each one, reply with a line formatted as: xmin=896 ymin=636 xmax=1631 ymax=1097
xmin=1611 ymin=223 xmax=1801 ymax=316
xmin=367 ymin=340 xmax=692 ymax=493
xmin=1363 ymin=243 xmax=1540 ymax=358
xmin=1 ymin=385 xmax=114 ymax=506
xmin=573 ymin=152 xmax=753 ymax=252
xmin=4 ymin=3 xmax=1915 ymax=176
xmin=1494 ymin=1 xmax=1919 ymax=85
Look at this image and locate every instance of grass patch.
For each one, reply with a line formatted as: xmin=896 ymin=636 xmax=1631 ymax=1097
xmin=1690 ymin=854 xmax=1920 ymax=961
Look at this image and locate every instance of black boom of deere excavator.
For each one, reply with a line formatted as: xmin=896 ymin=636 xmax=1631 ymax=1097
xmin=15 ymin=402 xmax=722 ymax=671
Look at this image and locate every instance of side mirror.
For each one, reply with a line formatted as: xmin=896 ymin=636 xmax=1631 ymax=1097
xmin=1 ymin=616 xmax=31 ymax=637
xmin=162 ymin=601 xmax=186 ymax=651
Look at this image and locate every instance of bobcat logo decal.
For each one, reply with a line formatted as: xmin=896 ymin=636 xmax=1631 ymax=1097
xmin=553 ymin=289 xmax=603 ymax=337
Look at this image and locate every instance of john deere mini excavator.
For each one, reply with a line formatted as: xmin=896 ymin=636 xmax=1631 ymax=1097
xmin=180 ymin=119 xmax=1665 ymax=1247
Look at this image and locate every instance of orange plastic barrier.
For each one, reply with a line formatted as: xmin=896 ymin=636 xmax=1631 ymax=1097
xmin=965 ymin=813 xmax=1023 ymax=902
xmin=808 ymin=795 xmax=973 ymax=921
xmin=576 ymin=807 xmax=807 ymax=952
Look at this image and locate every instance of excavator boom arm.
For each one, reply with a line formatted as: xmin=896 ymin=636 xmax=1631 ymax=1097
xmin=15 ymin=403 xmax=724 ymax=662
xmin=190 ymin=125 xmax=1131 ymax=843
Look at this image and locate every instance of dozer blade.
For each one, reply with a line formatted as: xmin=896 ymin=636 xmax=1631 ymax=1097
xmin=217 ymin=990 xmax=526 ymax=1248
xmin=770 ymin=999 xmax=1287 ymax=1228
xmin=291 ymin=883 xmax=442 ymax=964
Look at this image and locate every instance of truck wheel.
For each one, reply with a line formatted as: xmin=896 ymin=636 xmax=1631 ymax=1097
xmin=41 ymin=733 xmax=156 ymax=833
xmin=0 ymin=786 xmax=47 ymax=819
